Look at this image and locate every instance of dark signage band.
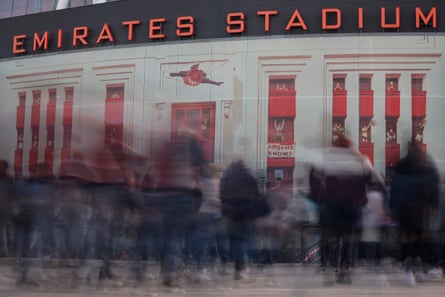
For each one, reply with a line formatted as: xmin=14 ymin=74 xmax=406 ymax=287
xmin=0 ymin=0 xmax=443 ymax=59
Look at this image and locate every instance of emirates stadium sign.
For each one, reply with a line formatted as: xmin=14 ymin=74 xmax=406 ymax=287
xmin=0 ymin=0 xmax=442 ymax=59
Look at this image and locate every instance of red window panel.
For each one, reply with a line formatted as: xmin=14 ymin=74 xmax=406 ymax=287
xmin=105 ymin=86 xmax=124 ymax=151
xmin=412 ymin=77 xmax=423 ymax=91
xmin=31 ymin=104 xmax=40 ymax=128
xmin=267 ymin=158 xmax=295 ymax=168
xmin=359 ymin=76 xmax=372 ymax=91
xmin=31 ymin=91 xmax=41 ymax=128
xmin=63 ymin=100 xmax=73 ymax=126
xmin=333 ymin=90 xmax=347 ymax=117
xmin=61 ymin=147 xmax=71 ymax=165
xmin=412 ymin=90 xmax=426 ymax=118
xmin=359 ymin=90 xmax=374 ymax=118
xmin=359 ymin=143 xmax=374 ymax=166
xmin=61 ymin=87 xmax=74 ymax=166
xmin=29 ymin=148 xmax=38 ymax=173
xmin=47 ymin=90 xmax=56 ymax=126
xmin=105 ymin=97 xmax=124 ymax=125
xmin=16 ymin=106 xmax=25 ymax=129
xmin=385 ymin=91 xmax=400 ymax=118
xmin=269 ymin=78 xmax=296 ymax=117
xmin=419 ymin=143 xmax=427 ymax=156
xmin=62 ymin=128 xmax=72 ymax=150
xmin=385 ymin=143 xmax=400 ymax=167
xmin=269 ymin=93 xmax=296 ymax=117
xmin=16 ymin=93 xmax=26 ymax=129
xmin=44 ymin=147 xmax=54 ymax=169
xmin=14 ymin=150 xmax=23 ymax=176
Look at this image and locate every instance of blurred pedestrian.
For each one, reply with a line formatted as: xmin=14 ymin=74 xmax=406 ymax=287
xmin=57 ymin=157 xmax=97 ymax=287
xmin=256 ymin=177 xmax=291 ymax=286
xmin=190 ymin=163 xmax=222 ymax=283
xmin=220 ymin=160 xmax=269 ymax=281
xmin=390 ymin=142 xmax=440 ymax=286
xmin=15 ymin=163 xmax=55 ymax=286
xmin=315 ymin=135 xmax=372 ymax=285
xmin=0 ymin=160 xmax=15 ymax=258
xmin=360 ymin=183 xmax=386 ymax=268
xmin=155 ymin=135 xmax=204 ymax=288
xmin=87 ymin=144 xmax=127 ymax=285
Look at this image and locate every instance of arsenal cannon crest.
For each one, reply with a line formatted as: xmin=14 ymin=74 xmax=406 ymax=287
xmin=170 ymin=64 xmax=223 ymax=86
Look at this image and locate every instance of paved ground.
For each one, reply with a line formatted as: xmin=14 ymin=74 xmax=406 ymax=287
xmin=0 ymin=259 xmax=444 ymax=297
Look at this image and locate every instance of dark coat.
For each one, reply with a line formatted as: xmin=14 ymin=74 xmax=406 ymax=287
xmin=220 ymin=161 xmax=268 ymax=221
xmin=390 ymin=148 xmax=440 ymax=232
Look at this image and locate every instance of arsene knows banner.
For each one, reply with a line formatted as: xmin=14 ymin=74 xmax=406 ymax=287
xmin=268 ymin=143 xmax=296 ymax=158
xmin=0 ymin=0 xmax=443 ymax=59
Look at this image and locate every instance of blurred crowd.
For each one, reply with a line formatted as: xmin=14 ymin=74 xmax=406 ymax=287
xmin=0 ymin=134 xmax=444 ymax=290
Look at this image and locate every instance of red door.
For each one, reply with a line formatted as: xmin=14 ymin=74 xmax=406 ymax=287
xmin=171 ymin=102 xmax=215 ymax=162
xmin=105 ymin=85 xmax=124 ymax=152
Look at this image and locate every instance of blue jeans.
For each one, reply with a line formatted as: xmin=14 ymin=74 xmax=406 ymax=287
xmin=191 ymin=213 xmax=218 ymax=270
xmin=227 ymin=219 xmax=252 ymax=272
xmin=162 ymin=213 xmax=187 ymax=280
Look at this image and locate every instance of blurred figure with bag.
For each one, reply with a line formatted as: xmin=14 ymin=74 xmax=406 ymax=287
xmin=220 ymin=160 xmax=270 ymax=281
xmin=390 ymin=142 xmax=440 ymax=286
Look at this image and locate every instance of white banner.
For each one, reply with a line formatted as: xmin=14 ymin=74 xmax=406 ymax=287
xmin=268 ymin=143 xmax=296 ymax=158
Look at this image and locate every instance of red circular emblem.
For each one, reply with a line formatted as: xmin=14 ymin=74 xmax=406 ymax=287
xmin=183 ymin=68 xmax=204 ymax=86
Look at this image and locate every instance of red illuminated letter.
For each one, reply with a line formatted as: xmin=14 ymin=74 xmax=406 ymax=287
xmin=72 ymin=26 xmax=89 ymax=46
xmin=122 ymin=20 xmax=141 ymax=41
xmin=226 ymin=12 xmax=245 ymax=34
xmin=149 ymin=18 xmax=166 ymax=39
xmin=33 ymin=31 xmax=49 ymax=51
xmin=381 ymin=7 xmax=400 ymax=29
xmin=13 ymin=34 xmax=27 ymax=54
xmin=96 ymin=23 xmax=115 ymax=44
xmin=285 ymin=9 xmax=308 ymax=31
xmin=176 ymin=16 xmax=194 ymax=37
xmin=322 ymin=8 xmax=342 ymax=30
xmin=57 ymin=29 xmax=63 ymax=48
xmin=416 ymin=7 xmax=437 ymax=28
xmin=358 ymin=7 xmax=364 ymax=29
xmin=257 ymin=10 xmax=278 ymax=32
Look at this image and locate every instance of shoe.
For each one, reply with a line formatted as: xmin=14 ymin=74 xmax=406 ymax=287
xmin=427 ymin=268 xmax=443 ymax=280
xmin=336 ymin=272 xmax=352 ymax=284
xmin=415 ymin=271 xmax=425 ymax=283
xmin=219 ymin=265 xmax=229 ymax=276
xmin=192 ymin=269 xmax=211 ymax=283
xmin=234 ymin=271 xmax=249 ymax=281
xmin=405 ymin=271 xmax=416 ymax=287
xmin=162 ymin=274 xmax=180 ymax=288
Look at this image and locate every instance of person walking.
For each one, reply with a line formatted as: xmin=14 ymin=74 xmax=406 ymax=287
xmin=220 ymin=160 xmax=269 ymax=281
xmin=390 ymin=141 xmax=440 ymax=286
xmin=315 ymin=135 xmax=372 ymax=285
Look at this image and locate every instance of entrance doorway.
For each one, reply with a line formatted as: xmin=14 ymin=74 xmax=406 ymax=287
xmin=171 ymin=102 xmax=216 ymax=162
